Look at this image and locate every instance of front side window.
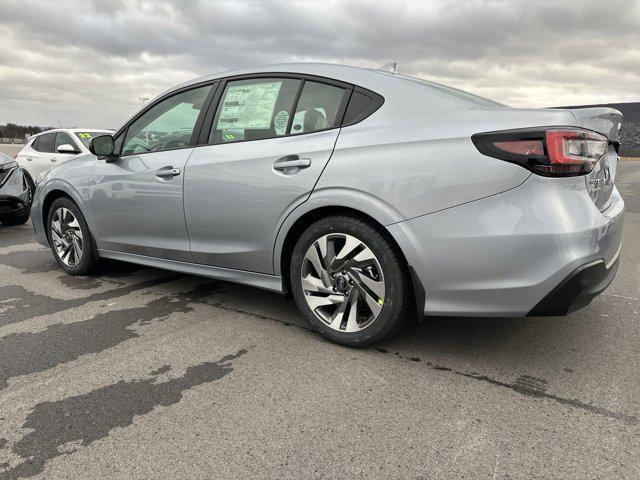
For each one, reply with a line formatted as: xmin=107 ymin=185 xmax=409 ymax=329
xmin=210 ymin=78 xmax=301 ymax=144
xmin=54 ymin=132 xmax=79 ymax=152
xmin=121 ymin=84 xmax=212 ymax=155
xmin=290 ymin=82 xmax=347 ymax=135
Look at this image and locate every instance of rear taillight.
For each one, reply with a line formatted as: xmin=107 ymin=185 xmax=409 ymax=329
xmin=472 ymin=127 xmax=609 ymax=177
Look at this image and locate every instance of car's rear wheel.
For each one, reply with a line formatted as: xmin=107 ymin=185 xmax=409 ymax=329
xmin=47 ymin=197 xmax=98 ymax=275
xmin=290 ymin=215 xmax=411 ymax=347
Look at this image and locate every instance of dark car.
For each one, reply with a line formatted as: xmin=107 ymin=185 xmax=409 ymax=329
xmin=0 ymin=152 xmax=32 ymax=225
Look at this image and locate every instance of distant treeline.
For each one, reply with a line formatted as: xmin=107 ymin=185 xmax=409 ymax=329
xmin=0 ymin=123 xmax=50 ymax=139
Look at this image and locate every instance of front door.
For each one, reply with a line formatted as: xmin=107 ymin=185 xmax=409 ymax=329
xmin=89 ymin=84 xmax=213 ymax=261
xmin=184 ymin=77 xmax=350 ymax=273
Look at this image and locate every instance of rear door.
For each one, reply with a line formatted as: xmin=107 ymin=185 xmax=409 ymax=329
xmin=25 ymin=132 xmax=56 ymax=181
xmin=184 ymin=76 xmax=350 ymax=273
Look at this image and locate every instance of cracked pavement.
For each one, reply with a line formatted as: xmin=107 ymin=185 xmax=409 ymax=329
xmin=0 ymin=162 xmax=638 ymax=479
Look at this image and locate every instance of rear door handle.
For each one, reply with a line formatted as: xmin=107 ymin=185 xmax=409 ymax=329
xmin=51 ymin=157 xmax=58 ymax=162
xmin=156 ymin=167 xmax=181 ymax=178
xmin=273 ymin=155 xmax=311 ymax=171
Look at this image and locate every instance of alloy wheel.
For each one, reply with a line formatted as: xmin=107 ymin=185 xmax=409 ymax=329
xmin=51 ymin=207 xmax=84 ymax=267
xmin=301 ymin=233 xmax=385 ymax=332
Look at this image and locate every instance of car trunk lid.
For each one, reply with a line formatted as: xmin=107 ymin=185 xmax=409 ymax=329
xmin=567 ymin=107 xmax=623 ymax=211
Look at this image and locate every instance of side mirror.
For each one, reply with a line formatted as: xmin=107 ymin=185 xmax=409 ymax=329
xmin=56 ymin=144 xmax=80 ymax=154
xmin=89 ymin=135 xmax=116 ymax=159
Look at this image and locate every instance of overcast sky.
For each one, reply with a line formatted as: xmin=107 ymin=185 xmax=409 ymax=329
xmin=1 ymin=0 xmax=639 ymax=128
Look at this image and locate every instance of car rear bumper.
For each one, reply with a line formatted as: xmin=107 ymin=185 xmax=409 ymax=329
xmin=387 ymin=174 xmax=624 ymax=317
xmin=527 ymin=256 xmax=619 ymax=316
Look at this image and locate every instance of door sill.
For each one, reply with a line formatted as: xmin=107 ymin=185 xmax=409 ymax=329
xmin=97 ymin=249 xmax=284 ymax=293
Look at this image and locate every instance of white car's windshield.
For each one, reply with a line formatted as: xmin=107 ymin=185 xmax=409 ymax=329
xmin=74 ymin=131 xmax=110 ymax=148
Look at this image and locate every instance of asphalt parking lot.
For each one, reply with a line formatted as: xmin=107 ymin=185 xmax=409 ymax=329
xmin=0 ymin=162 xmax=638 ymax=480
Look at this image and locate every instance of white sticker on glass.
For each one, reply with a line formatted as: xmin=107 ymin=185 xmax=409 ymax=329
xmin=273 ymin=110 xmax=289 ymax=135
xmin=217 ymin=81 xmax=282 ymax=130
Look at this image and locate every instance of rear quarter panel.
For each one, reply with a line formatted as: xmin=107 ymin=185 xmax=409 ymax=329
xmin=316 ymin=81 xmax=583 ymax=221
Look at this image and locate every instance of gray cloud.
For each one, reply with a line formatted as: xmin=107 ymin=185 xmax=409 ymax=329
xmin=0 ymin=0 xmax=638 ymax=127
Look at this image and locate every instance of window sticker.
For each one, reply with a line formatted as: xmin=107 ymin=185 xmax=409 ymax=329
xmin=217 ymin=81 xmax=282 ymax=130
xmin=77 ymin=133 xmax=92 ymax=138
xmin=273 ymin=110 xmax=289 ymax=135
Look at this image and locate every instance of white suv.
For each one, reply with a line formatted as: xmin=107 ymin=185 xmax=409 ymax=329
xmin=16 ymin=129 xmax=113 ymax=183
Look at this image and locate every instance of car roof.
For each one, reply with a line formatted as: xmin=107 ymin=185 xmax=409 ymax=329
xmin=166 ymin=63 xmax=397 ymax=95
xmin=160 ymin=62 xmax=502 ymax=109
xmin=28 ymin=128 xmax=114 ymax=139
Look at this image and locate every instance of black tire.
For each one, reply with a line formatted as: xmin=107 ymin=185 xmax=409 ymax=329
xmin=290 ymin=215 xmax=412 ymax=347
xmin=46 ymin=197 xmax=99 ymax=275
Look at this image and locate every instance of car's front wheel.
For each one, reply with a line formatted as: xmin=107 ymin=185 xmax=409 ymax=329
xmin=47 ymin=197 xmax=98 ymax=275
xmin=290 ymin=215 xmax=412 ymax=347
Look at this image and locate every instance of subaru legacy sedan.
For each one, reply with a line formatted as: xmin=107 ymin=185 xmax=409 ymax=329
xmin=30 ymin=63 xmax=624 ymax=347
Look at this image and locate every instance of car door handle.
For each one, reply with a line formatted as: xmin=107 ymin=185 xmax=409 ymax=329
xmin=51 ymin=158 xmax=57 ymax=162
xmin=273 ymin=156 xmax=311 ymax=171
xmin=156 ymin=167 xmax=181 ymax=178
xmin=26 ymin=157 xmax=33 ymax=161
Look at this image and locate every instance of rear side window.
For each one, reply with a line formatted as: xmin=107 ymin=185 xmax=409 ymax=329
xmin=342 ymin=88 xmax=384 ymax=126
xmin=290 ymin=82 xmax=347 ymax=135
xmin=211 ymin=78 xmax=301 ymax=144
xmin=33 ymin=133 xmax=55 ymax=153
xmin=54 ymin=132 xmax=79 ymax=152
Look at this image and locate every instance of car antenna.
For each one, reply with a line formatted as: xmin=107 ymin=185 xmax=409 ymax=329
xmin=57 ymin=120 xmax=63 ymax=128
xmin=378 ymin=62 xmax=398 ymax=75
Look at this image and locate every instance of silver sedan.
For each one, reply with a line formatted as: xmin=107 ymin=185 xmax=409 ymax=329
xmin=30 ymin=63 xmax=624 ymax=346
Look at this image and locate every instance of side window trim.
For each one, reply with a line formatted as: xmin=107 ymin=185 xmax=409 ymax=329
xmin=113 ymin=80 xmax=218 ymax=157
xmin=197 ymin=80 xmax=226 ymax=145
xmin=189 ymin=81 xmax=219 ymax=146
xmin=198 ymin=73 xmax=354 ymax=146
xmin=285 ymin=80 xmax=306 ymax=135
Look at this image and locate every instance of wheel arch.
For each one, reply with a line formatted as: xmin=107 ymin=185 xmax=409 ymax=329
xmin=276 ymin=205 xmax=422 ymax=317
xmin=39 ymin=181 xmax=99 ymax=248
xmin=41 ymin=189 xmax=71 ymax=227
